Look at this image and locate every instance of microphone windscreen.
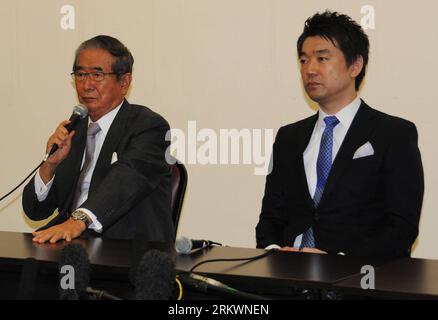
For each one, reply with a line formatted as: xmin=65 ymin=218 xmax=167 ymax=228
xmin=135 ymin=249 xmax=175 ymax=300
xmin=175 ymin=236 xmax=192 ymax=254
xmin=72 ymin=104 xmax=88 ymax=119
xmin=58 ymin=243 xmax=90 ymax=300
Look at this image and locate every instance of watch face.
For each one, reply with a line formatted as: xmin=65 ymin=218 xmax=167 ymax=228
xmin=73 ymin=211 xmax=86 ymax=221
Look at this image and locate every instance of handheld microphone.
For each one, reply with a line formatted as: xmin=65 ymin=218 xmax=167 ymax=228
xmin=178 ymin=273 xmax=271 ymax=300
xmin=44 ymin=104 xmax=88 ymax=161
xmin=175 ymin=236 xmax=221 ymax=254
xmin=134 ymin=249 xmax=176 ymax=300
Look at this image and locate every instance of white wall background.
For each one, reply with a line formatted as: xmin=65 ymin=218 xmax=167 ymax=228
xmin=0 ymin=0 xmax=436 ymax=259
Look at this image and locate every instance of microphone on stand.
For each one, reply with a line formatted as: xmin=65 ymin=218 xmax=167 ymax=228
xmin=134 ymin=249 xmax=176 ymax=300
xmin=58 ymin=243 xmax=122 ymax=300
xmin=58 ymin=243 xmax=90 ymax=300
xmin=16 ymin=258 xmax=39 ymax=300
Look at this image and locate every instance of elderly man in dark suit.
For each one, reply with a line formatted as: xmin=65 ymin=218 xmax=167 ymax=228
xmin=23 ymin=35 xmax=174 ymax=243
xmin=256 ymin=11 xmax=424 ymax=260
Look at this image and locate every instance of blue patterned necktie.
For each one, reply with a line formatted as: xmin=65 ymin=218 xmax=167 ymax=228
xmin=300 ymin=116 xmax=340 ymax=248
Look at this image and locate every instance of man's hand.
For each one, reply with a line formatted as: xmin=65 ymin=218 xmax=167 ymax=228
xmin=32 ymin=218 xmax=86 ymax=244
xmin=39 ymin=120 xmax=75 ymax=184
xmin=281 ymin=246 xmax=328 ymax=254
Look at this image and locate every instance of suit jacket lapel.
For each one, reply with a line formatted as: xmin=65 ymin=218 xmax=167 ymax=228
xmin=297 ymin=114 xmax=318 ymax=210
xmin=89 ymin=100 xmax=130 ymax=193
xmin=317 ymin=101 xmax=377 ymax=209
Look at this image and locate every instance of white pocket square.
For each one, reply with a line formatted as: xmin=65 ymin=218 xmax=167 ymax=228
xmin=353 ymin=142 xmax=374 ymax=159
xmin=111 ymin=152 xmax=118 ymax=164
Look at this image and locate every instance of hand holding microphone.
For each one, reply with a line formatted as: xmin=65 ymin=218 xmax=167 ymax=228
xmin=0 ymin=104 xmax=88 ymax=202
xmin=44 ymin=104 xmax=88 ymax=163
xmin=40 ymin=105 xmax=88 ymax=184
xmin=43 ymin=119 xmax=75 ymax=165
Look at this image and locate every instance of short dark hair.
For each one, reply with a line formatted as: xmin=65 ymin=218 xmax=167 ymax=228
xmin=297 ymin=11 xmax=369 ymax=90
xmin=73 ymin=35 xmax=134 ymax=80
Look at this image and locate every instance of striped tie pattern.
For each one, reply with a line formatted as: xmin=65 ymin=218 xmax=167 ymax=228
xmin=300 ymin=116 xmax=340 ymax=248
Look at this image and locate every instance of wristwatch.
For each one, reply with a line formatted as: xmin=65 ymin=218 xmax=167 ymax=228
xmin=71 ymin=210 xmax=91 ymax=228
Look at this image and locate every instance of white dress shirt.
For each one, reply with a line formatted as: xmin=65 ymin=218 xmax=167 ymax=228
xmin=265 ymin=96 xmax=362 ymax=250
xmin=34 ymin=102 xmax=123 ymax=232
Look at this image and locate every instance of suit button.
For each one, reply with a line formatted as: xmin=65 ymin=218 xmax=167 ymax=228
xmin=314 ymin=213 xmax=320 ymax=221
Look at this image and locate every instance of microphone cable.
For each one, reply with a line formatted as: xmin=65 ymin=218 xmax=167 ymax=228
xmin=0 ymin=160 xmax=44 ymax=202
xmin=189 ymin=248 xmax=277 ymax=273
xmin=175 ymin=276 xmax=183 ymax=300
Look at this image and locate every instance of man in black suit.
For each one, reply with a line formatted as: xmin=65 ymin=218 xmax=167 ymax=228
xmin=256 ymin=11 xmax=424 ymax=260
xmin=22 ymin=35 xmax=174 ymax=243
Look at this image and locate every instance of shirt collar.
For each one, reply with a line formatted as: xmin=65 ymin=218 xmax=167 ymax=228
xmin=317 ymin=96 xmax=362 ymax=130
xmin=88 ymin=101 xmax=123 ymax=135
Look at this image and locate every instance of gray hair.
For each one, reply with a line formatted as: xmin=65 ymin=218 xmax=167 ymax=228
xmin=73 ymin=35 xmax=134 ymax=80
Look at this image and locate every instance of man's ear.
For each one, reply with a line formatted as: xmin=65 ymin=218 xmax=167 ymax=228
xmin=350 ymin=55 xmax=364 ymax=78
xmin=119 ymin=73 xmax=132 ymax=93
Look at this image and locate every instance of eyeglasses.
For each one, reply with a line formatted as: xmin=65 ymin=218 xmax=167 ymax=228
xmin=70 ymin=71 xmax=119 ymax=82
